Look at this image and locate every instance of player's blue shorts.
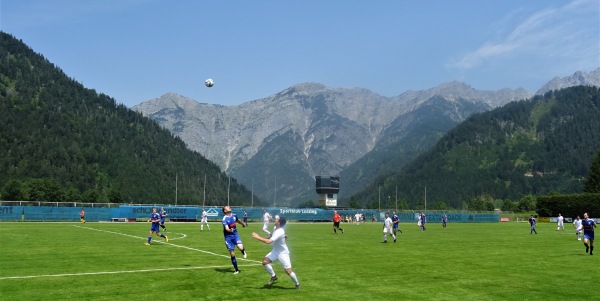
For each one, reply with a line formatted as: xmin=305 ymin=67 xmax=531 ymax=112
xmin=150 ymin=223 xmax=160 ymax=232
xmin=583 ymin=232 xmax=595 ymax=241
xmin=224 ymin=233 xmax=242 ymax=251
xmin=393 ymin=224 xmax=399 ymax=229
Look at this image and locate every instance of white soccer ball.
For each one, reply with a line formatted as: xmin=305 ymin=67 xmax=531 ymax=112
xmin=205 ymin=78 xmax=214 ymax=88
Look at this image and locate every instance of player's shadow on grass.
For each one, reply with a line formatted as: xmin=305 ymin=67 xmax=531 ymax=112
xmin=214 ymin=268 xmax=236 ymax=274
xmin=259 ymin=284 xmax=295 ymax=290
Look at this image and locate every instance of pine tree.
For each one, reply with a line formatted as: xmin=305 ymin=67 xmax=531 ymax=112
xmin=584 ymin=149 xmax=600 ymax=193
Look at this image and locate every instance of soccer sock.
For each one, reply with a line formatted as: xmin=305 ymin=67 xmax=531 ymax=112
xmin=231 ymin=256 xmax=238 ymax=271
xmin=241 ymin=248 xmax=246 ymax=256
xmin=207 ymin=224 xmax=210 ymax=230
xmin=383 ymin=234 xmax=387 ymax=241
xmin=289 ymin=272 xmax=299 ymax=285
xmin=264 ymin=263 xmax=275 ymax=277
xmin=590 ymin=246 xmax=594 ymax=254
xmin=160 ymin=234 xmax=166 ymax=238
xmin=147 ymin=237 xmax=151 ymax=244
xmin=201 ymin=225 xmax=203 ymax=230
xmin=334 ymin=228 xmax=337 ymax=234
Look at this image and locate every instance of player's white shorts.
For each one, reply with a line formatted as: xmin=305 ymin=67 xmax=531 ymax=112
xmin=263 ymin=222 xmax=270 ymax=231
xmin=383 ymin=227 xmax=391 ymax=234
xmin=201 ymin=217 xmax=208 ymax=223
xmin=266 ymin=251 xmax=292 ymax=269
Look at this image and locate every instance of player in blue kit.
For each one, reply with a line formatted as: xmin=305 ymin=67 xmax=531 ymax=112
xmin=392 ymin=210 xmax=402 ymax=236
xmin=159 ymin=207 xmax=168 ymax=232
xmin=145 ymin=208 xmax=168 ymax=245
xmin=529 ymin=215 xmax=538 ymax=234
xmin=581 ymin=212 xmax=596 ymax=255
xmin=222 ymin=205 xmax=247 ymax=274
xmin=441 ymin=212 xmax=448 ymax=229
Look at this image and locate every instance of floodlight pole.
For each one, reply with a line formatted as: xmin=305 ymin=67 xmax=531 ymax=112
xmin=395 ymin=185 xmax=398 ymax=210
xmin=424 ymin=186 xmax=427 ymax=212
xmin=378 ymin=186 xmax=381 ymax=211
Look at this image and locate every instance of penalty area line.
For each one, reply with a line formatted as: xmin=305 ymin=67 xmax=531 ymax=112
xmin=72 ymin=225 xmax=261 ymax=263
xmin=0 ymin=264 xmax=264 ymax=280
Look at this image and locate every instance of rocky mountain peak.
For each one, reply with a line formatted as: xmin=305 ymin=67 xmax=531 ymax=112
xmin=536 ymin=67 xmax=600 ymax=95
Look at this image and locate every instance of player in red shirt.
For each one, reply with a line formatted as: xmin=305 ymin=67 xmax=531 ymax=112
xmin=333 ymin=210 xmax=344 ymax=234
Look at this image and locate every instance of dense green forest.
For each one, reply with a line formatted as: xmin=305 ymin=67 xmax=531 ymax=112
xmin=0 ymin=32 xmax=260 ymax=206
xmin=348 ymin=86 xmax=600 ymax=210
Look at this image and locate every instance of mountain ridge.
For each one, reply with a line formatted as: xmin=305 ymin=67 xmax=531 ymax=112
xmin=134 ymin=79 xmax=538 ymax=205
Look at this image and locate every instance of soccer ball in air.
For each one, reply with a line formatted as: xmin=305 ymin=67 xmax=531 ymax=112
xmin=205 ymin=78 xmax=214 ymax=88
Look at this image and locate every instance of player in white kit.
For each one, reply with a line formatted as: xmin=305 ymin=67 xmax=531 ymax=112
xmin=262 ymin=209 xmax=272 ymax=238
xmin=252 ymin=215 xmax=300 ymax=290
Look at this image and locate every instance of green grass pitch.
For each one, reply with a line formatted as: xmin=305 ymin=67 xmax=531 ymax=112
xmin=0 ymin=221 xmax=594 ymax=300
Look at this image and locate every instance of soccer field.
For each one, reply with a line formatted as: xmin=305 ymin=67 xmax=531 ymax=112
xmin=0 ymin=221 xmax=594 ymax=300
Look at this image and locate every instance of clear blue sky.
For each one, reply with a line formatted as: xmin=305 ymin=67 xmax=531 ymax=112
xmin=1 ymin=0 xmax=598 ymax=107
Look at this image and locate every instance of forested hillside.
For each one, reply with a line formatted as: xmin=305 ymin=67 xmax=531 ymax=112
xmin=339 ymin=95 xmax=491 ymax=200
xmin=0 ymin=32 xmax=257 ymax=205
xmin=349 ymin=86 xmax=600 ymax=209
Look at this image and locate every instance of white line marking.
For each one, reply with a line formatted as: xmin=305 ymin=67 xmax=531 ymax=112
xmin=72 ymin=225 xmax=260 ymax=263
xmin=165 ymin=232 xmax=187 ymax=240
xmin=0 ymin=264 xmax=263 ymax=280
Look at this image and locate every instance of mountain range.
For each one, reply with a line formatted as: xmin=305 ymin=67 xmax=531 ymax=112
xmin=133 ymin=68 xmax=600 ymax=206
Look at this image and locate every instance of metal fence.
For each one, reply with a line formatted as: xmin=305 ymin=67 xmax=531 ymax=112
xmin=0 ymin=201 xmax=501 ymax=223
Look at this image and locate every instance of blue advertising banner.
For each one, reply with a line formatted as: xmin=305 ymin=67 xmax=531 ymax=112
xmin=0 ymin=205 xmax=499 ymax=223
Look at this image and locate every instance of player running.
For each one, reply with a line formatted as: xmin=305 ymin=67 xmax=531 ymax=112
xmin=557 ymin=213 xmax=564 ymax=231
xmin=441 ymin=212 xmax=448 ymax=229
xmin=392 ymin=210 xmax=402 ymax=235
xmin=145 ymin=208 xmax=168 ymax=245
xmin=252 ymin=215 xmax=301 ymax=290
xmin=529 ymin=215 xmax=538 ymax=234
xmin=222 ymin=205 xmax=247 ymax=274
xmin=573 ymin=215 xmax=583 ymax=240
xmin=333 ymin=210 xmax=344 ymax=234
xmin=262 ymin=209 xmax=272 ymax=238
xmin=383 ymin=212 xmax=396 ymax=243
xmin=200 ymin=208 xmax=210 ymax=231
xmin=581 ymin=212 xmax=596 ymax=255
xmin=159 ymin=207 xmax=168 ymax=232
xmin=419 ymin=211 xmax=427 ymax=231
